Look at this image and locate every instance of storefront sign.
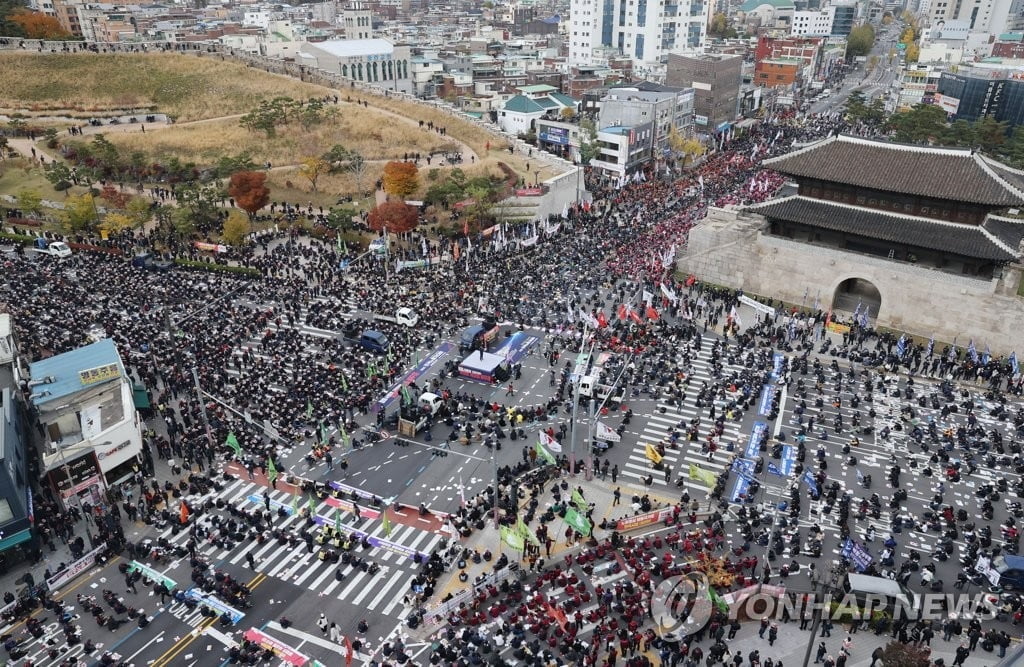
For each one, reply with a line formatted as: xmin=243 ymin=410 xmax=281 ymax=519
xmin=243 ymin=628 xmax=310 ymax=666
xmin=97 ymin=440 xmax=131 ymax=461
xmin=79 ymin=362 xmax=121 ymax=385
xmin=49 ymin=453 xmax=103 ymax=500
xmin=45 ymin=543 xmax=106 ymax=591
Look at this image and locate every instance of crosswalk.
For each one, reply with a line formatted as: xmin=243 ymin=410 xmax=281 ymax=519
xmin=624 ymin=352 xmax=746 ymax=491
xmin=148 ymin=478 xmax=445 ymax=618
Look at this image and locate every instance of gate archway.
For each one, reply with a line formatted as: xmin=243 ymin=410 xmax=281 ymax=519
xmin=832 ymin=278 xmax=881 ymax=317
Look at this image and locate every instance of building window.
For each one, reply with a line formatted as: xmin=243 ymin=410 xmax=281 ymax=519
xmin=342 ymin=64 xmax=348 ymax=77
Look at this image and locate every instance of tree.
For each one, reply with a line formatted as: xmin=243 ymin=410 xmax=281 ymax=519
xmin=177 ymin=182 xmax=223 ymax=232
xmin=227 ymin=171 xmax=270 ymax=219
xmin=299 ymin=156 xmax=330 ymax=192
xmin=323 ymin=145 xmax=364 ymax=173
xmin=43 ymin=161 xmax=75 ymax=194
xmin=10 ymin=9 xmax=73 ymax=39
xmin=16 ymin=188 xmax=42 ymax=216
xmin=99 ymin=184 xmax=131 ymax=210
xmin=43 ymin=127 xmax=59 ymax=149
xmin=999 ymin=126 xmax=1024 ymax=169
xmin=846 ymin=24 xmax=876 ymax=59
xmin=169 ymin=206 xmax=197 ymax=238
xmin=879 ymin=641 xmax=930 ymax=667
xmin=843 ymin=90 xmax=869 ymax=122
xmin=462 ymin=184 xmax=494 ymax=233
xmin=905 ymin=42 xmax=920 ymax=62
xmin=885 ymin=104 xmax=948 ymax=143
xmin=577 ymin=117 xmax=601 ymax=165
xmin=367 ymin=201 xmax=419 ymax=234
xmin=974 ymin=116 xmax=1009 ymax=153
xmin=382 ymin=161 xmax=420 ymax=199
xmin=101 ymin=212 xmax=134 ymax=234
xmin=707 ymin=12 xmax=738 ymax=39
xmin=214 ymin=153 xmax=257 ymax=179
xmin=326 ymin=206 xmax=358 ymax=233
xmin=126 ymin=197 xmax=153 ymax=228
xmin=221 ymin=210 xmax=251 ymax=246
xmin=60 ymin=193 xmax=99 ymax=233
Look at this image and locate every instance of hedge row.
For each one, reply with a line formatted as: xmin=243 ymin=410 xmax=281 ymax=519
xmin=173 ymin=259 xmax=261 ymax=277
xmin=0 ymin=232 xmax=36 ymax=245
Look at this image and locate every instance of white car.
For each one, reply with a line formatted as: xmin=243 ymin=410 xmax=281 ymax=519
xmin=395 ymin=307 xmax=419 ymax=327
xmin=35 ymin=241 xmax=73 ymax=258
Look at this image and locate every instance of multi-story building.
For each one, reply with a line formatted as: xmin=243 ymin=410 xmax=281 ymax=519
xmin=567 ymin=0 xmax=710 ymax=72
xmin=896 ymin=64 xmax=946 ymax=109
xmin=791 ymin=6 xmax=835 ymax=36
xmin=937 ymin=64 xmax=1024 ymax=127
xmin=0 ymin=314 xmax=35 ymax=567
xmin=343 ymin=3 xmax=373 ymax=39
xmin=29 ymin=339 xmax=144 ymax=510
xmin=665 ymin=52 xmax=742 ymax=131
xmin=297 ymin=39 xmax=414 ymax=94
xmin=599 ymin=83 xmax=695 ymax=156
xmin=830 ymin=0 xmax=857 ymax=36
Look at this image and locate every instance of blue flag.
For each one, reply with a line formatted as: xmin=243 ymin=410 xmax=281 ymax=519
xmin=1012 ymin=352 xmax=1020 ymax=376
xmin=803 ymin=470 xmax=819 ymax=494
xmin=968 ymin=340 xmax=978 ymax=363
xmin=981 ymin=346 xmax=991 ymax=366
xmin=926 ymin=336 xmax=935 ymax=358
xmin=767 ymin=462 xmax=785 ymax=477
xmin=859 ymin=308 xmax=869 ymax=329
xmin=895 ymin=335 xmax=906 ymax=359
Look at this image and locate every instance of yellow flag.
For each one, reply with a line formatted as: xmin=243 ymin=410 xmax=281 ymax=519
xmin=645 ymin=443 xmax=663 ymax=464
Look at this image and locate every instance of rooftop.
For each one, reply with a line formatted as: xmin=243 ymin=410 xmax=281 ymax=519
xmin=746 ymin=195 xmax=1021 ymax=262
xmin=28 ymin=339 xmax=126 ymax=408
xmin=763 ymin=134 xmax=1024 ymax=207
xmin=517 ymin=83 xmax=558 ymax=94
xmin=304 ymin=38 xmax=394 ymax=57
xmin=740 ymin=0 xmax=795 ymax=10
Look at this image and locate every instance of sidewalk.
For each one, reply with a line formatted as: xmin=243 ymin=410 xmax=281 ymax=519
xmin=703 ymin=613 xmax=1002 ymax=667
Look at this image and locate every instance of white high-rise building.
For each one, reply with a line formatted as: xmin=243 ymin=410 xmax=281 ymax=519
xmin=568 ymin=0 xmax=711 ymax=71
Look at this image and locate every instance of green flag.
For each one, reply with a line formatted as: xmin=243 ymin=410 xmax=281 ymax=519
xmin=340 ymin=373 xmax=348 ymax=391
xmin=291 ymin=492 xmax=298 ymax=514
xmin=516 ymin=515 xmax=540 ymax=547
xmin=307 ymin=494 xmax=315 ymax=514
xmin=534 ymin=441 xmax=556 ymax=465
xmin=382 ymin=511 xmax=392 ymax=537
xmin=267 ymin=456 xmax=278 ymax=484
xmin=564 ymin=507 xmax=592 ymax=536
xmin=366 ymin=362 xmax=375 ymax=378
xmin=342 ymin=240 xmax=348 ymax=255
xmin=335 ymin=507 xmax=342 ymax=532
xmin=225 ymin=432 xmax=241 ymax=457
xmin=571 ymin=488 xmax=588 ymax=512
xmin=689 ymin=463 xmax=717 ymax=487
xmin=500 ymin=525 xmax=525 ymax=551
xmin=709 ymin=587 xmax=729 ymax=615
xmin=306 ymin=399 xmax=313 ymax=420
xmin=400 ymin=385 xmax=411 ymax=405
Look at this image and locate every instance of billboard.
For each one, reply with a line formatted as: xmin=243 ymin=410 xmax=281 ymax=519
xmin=934 ymin=93 xmax=960 ymax=114
xmin=539 ymin=126 xmax=569 ymax=145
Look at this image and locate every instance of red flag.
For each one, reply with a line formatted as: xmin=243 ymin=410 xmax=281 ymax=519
xmin=596 ymin=311 xmax=608 ymax=328
xmin=617 ymin=304 xmax=627 ymax=321
xmin=179 ymin=502 xmax=190 ymax=525
xmin=629 ymin=307 xmax=643 ymax=324
xmin=825 ymin=310 xmax=832 ymax=328
xmin=463 ymin=219 xmax=469 ymax=236
xmin=685 ymin=274 xmax=696 ymax=287
xmin=646 ymin=306 xmax=659 ymax=321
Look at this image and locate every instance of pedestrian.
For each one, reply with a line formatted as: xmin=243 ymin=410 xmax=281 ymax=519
xmin=506 ymin=382 xmax=514 ymax=396
xmin=325 ymin=451 xmax=333 ymax=472
xmin=125 ymin=574 xmax=137 ymax=594
xmin=953 ymin=643 xmax=970 ymax=666
xmin=611 ymin=465 xmax=618 ymax=483
xmin=768 ymin=623 xmax=778 ymax=646
xmin=317 ymin=613 xmax=329 ymax=635
xmin=759 ymin=618 xmax=769 ymax=638
xmin=814 ymin=642 xmax=827 ymax=664
xmin=613 ymin=487 xmax=621 ymax=506
xmin=329 ymin=622 xmax=342 ymax=643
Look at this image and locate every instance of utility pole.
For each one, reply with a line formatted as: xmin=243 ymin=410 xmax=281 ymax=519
xmin=191 ymin=366 xmax=215 ymax=450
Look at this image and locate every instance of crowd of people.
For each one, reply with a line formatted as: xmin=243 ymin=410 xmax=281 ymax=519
xmin=3 ymin=100 xmax=1023 ymax=667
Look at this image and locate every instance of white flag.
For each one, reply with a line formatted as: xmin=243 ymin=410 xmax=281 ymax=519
xmin=580 ymin=309 xmax=599 ymax=328
xmin=642 ymin=290 xmax=654 ymax=305
xmin=596 ymin=421 xmax=621 ymax=442
xmin=540 ymin=431 xmax=562 ymax=453
xmin=660 ymin=283 xmax=678 ymax=304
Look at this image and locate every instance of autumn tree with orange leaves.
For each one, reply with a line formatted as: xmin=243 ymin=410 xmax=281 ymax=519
xmin=382 ymin=161 xmax=419 ymax=200
xmin=227 ymin=171 xmax=270 ymax=219
xmin=10 ymin=10 xmax=73 ymax=39
xmin=367 ymin=201 xmax=419 ymax=234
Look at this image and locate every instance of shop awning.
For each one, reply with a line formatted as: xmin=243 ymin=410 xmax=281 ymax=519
xmin=0 ymin=528 xmax=32 ymax=552
xmin=132 ymin=383 xmax=151 ymax=409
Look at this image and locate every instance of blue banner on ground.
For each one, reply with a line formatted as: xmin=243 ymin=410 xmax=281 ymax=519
xmin=492 ymin=331 xmax=540 ymax=365
xmin=758 ymin=387 xmax=773 ymax=416
xmin=780 ymin=445 xmax=796 ymax=475
xmin=372 ymin=341 xmax=454 ymax=413
xmin=771 ymin=353 xmax=784 ymax=381
xmin=732 ymin=458 xmax=756 ymax=479
xmin=840 ymin=538 xmax=874 ymax=572
xmin=746 ymin=422 xmax=767 ymax=459
xmin=184 ymin=588 xmax=245 ymax=624
xmin=730 ymin=476 xmax=751 ymax=503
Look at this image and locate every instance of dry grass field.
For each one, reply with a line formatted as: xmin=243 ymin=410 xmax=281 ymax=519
xmin=106 ymin=107 xmax=458 ymax=166
xmin=0 ymin=53 xmax=333 ymax=121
